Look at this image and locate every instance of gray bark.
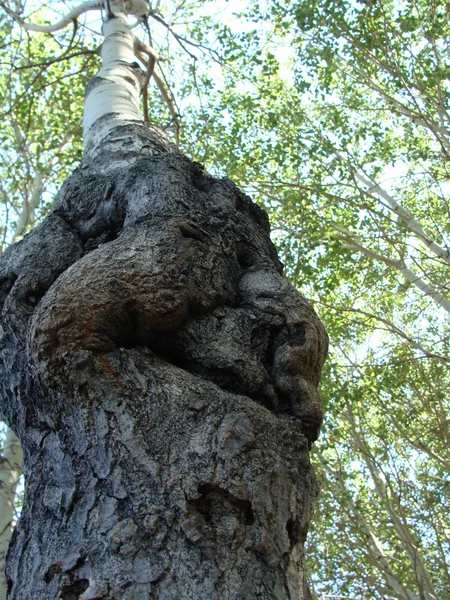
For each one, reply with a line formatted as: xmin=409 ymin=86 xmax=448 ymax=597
xmin=0 ymin=125 xmax=328 ymax=599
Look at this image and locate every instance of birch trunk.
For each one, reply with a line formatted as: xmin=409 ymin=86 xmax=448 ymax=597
xmin=0 ymin=429 xmax=22 ymax=600
xmin=0 ymin=3 xmax=328 ymax=598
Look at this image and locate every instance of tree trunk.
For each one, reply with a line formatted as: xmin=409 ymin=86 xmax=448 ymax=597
xmin=0 ymin=132 xmax=327 ymax=597
xmin=0 ymin=3 xmax=328 ymax=596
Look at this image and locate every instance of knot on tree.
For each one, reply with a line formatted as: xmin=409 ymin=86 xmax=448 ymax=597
xmin=1 ymin=152 xmax=327 ymax=443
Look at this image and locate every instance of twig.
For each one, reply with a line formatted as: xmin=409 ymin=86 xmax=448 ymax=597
xmin=11 ymin=49 xmax=97 ymax=71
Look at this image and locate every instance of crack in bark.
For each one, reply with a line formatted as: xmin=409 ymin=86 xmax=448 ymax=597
xmin=196 ymin=481 xmax=254 ymax=525
xmin=60 ymin=579 xmax=89 ymax=600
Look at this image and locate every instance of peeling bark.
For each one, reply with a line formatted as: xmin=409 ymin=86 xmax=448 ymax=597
xmin=0 ymin=137 xmax=327 ymax=598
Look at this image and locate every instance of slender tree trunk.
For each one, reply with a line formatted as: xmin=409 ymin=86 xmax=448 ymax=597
xmin=0 ymin=3 xmax=328 ymax=598
xmin=0 ymin=429 xmax=22 ymax=600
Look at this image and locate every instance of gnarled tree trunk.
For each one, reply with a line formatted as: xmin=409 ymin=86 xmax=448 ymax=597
xmin=0 ymin=4 xmax=327 ymax=599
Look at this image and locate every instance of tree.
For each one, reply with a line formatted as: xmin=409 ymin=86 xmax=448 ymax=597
xmin=0 ymin=1 xmax=328 ymax=597
xmin=4 ymin=0 xmax=447 ymax=597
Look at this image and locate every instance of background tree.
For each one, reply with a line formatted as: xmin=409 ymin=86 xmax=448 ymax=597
xmin=0 ymin=7 xmax=94 ymax=597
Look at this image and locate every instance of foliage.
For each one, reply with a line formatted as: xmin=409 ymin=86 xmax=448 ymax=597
xmin=0 ymin=2 xmax=101 ymax=246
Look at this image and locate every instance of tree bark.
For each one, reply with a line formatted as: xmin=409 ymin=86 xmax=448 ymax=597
xmin=0 ymin=120 xmax=327 ymax=599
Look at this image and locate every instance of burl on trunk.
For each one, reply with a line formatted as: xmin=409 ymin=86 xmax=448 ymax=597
xmin=0 ymin=125 xmax=327 ymax=599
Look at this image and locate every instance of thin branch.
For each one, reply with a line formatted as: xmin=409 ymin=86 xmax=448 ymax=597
xmin=317 ymin=301 xmax=449 ymax=363
xmin=0 ymin=1 xmax=104 ymax=33
xmin=152 ymin=69 xmax=181 ymax=146
xmin=333 ymin=224 xmax=450 ymax=314
xmin=9 ymin=48 xmax=97 ymax=71
xmin=147 ymin=10 xmax=220 ymax=62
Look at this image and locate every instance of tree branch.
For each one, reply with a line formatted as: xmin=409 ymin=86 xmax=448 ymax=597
xmin=323 ymin=460 xmax=419 ymax=600
xmin=0 ymin=1 xmax=104 ymax=33
xmin=333 ymin=40 xmax=450 ymax=154
xmin=317 ymin=301 xmax=449 ymax=363
xmin=344 ymin=409 xmax=438 ymax=600
xmin=333 ymin=224 xmax=450 ymax=314
xmin=334 ymin=152 xmax=450 ymax=267
xmin=134 ymin=48 xmax=156 ymax=123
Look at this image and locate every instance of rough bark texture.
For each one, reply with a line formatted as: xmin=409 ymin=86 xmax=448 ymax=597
xmin=0 ymin=130 xmax=328 ymax=599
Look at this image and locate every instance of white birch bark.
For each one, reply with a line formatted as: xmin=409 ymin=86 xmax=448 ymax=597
xmin=0 ymin=429 xmax=22 ymax=600
xmin=83 ymin=0 xmax=174 ymax=164
xmin=4 ymin=0 xmax=173 ymax=165
xmin=344 ymin=410 xmax=439 ymax=600
xmin=82 ymin=15 xmax=141 ymax=152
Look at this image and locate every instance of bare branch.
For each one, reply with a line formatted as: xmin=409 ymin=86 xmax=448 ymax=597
xmin=10 ymin=48 xmax=98 ymax=71
xmin=333 ymin=224 xmax=450 ymax=314
xmin=334 ymin=152 xmax=450 ymax=267
xmin=0 ymin=1 xmax=104 ymax=33
xmin=317 ymin=301 xmax=450 ymax=363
